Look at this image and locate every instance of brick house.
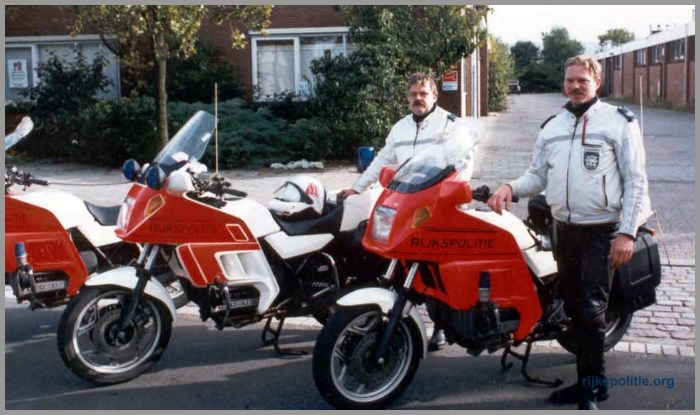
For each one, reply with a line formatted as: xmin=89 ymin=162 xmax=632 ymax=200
xmin=593 ymin=21 xmax=695 ymax=110
xmin=5 ymin=5 xmax=489 ymax=118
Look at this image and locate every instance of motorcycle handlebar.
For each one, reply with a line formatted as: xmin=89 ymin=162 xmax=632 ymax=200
xmin=28 ymin=177 xmax=49 ymax=186
xmin=471 ymin=185 xmax=519 ymax=204
xmin=220 ymin=187 xmax=248 ymax=198
xmin=6 ymin=170 xmax=49 ymax=188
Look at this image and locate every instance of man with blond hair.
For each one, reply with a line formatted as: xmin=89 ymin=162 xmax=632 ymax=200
xmin=488 ymin=55 xmax=651 ymax=409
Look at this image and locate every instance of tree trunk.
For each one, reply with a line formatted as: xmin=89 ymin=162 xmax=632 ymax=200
xmin=157 ymin=35 xmax=169 ymax=147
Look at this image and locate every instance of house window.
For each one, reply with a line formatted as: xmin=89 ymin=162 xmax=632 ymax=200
xmin=252 ymin=29 xmax=352 ymax=100
xmin=651 ymin=45 xmax=664 ymax=64
xmin=635 ymin=49 xmax=647 ymax=66
xmin=613 ymin=54 xmax=622 ymax=69
xmin=668 ymin=39 xmax=685 ymax=61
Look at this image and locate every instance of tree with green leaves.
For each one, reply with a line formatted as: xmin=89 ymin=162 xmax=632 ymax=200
xmin=309 ymin=5 xmax=489 ymax=157
xmin=509 ymin=41 xmax=540 ymax=78
xmin=71 ymin=5 xmax=272 ymax=146
xmin=488 ymin=35 xmax=514 ymax=112
xmin=541 ymin=27 xmax=584 ymax=89
xmin=598 ymin=28 xmax=635 ymax=46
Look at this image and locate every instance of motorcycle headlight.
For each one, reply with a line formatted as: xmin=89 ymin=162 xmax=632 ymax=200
xmin=371 ymin=206 xmax=396 ymax=243
xmin=117 ymin=196 xmax=135 ymax=230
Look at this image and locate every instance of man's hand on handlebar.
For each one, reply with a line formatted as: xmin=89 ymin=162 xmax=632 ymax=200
xmin=336 ymin=188 xmax=358 ymax=204
xmin=487 ymin=184 xmax=514 ymax=215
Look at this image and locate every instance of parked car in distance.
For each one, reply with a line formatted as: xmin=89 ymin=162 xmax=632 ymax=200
xmin=508 ymin=80 xmax=521 ymax=95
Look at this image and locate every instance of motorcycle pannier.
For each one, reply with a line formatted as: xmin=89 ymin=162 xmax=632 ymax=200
xmin=614 ymin=232 xmax=662 ymax=312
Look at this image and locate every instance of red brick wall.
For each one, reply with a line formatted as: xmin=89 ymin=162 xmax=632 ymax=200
xmin=689 ymin=61 xmax=695 ymax=104
xmin=622 ymin=52 xmax=635 ymax=98
xmin=664 ymin=61 xmax=686 ymax=107
xmin=5 ymin=5 xmax=75 ymax=36
xmin=648 ymin=65 xmax=663 ymax=103
xmin=613 ymin=69 xmax=623 ymax=96
xmin=634 ymin=66 xmax=648 ymax=101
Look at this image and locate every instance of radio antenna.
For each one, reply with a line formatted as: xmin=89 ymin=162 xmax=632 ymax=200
xmin=639 ymin=75 xmax=644 ymax=137
xmin=215 ymin=82 xmax=219 ymax=174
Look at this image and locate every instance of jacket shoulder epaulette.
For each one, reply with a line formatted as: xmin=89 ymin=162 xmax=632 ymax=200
xmin=617 ymin=106 xmax=636 ymax=122
xmin=540 ymin=115 xmax=556 ymax=129
xmin=447 ymin=113 xmax=457 ymax=122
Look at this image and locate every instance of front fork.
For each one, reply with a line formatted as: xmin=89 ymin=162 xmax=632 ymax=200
xmin=374 ymin=261 xmax=419 ymax=365
xmin=118 ymin=243 xmax=160 ymax=329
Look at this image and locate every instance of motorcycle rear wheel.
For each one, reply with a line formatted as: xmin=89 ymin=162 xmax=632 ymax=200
xmin=312 ymin=305 xmax=422 ymax=409
xmin=57 ymin=286 xmax=172 ymax=385
xmin=555 ymin=305 xmax=633 ymax=354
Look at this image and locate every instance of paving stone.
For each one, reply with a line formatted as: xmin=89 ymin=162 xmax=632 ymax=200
xmin=629 ymin=342 xmax=646 ymax=353
xmin=645 ymin=344 xmax=663 ymax=354
xmin=678 ymin=346 xmax=695 ymax=357
xmin=661 ymin=345 xmax=679 ymax=356
xmin=669 ymin=332 xmax=695 ymax=340
xmin=613 ymin=342 xmax=630 ymax=352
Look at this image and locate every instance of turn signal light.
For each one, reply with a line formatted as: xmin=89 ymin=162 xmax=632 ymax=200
xmin=145 ymin=194 xmax=164 ymax=217
xmin=411 ymin=206 xmax=431 ymax=228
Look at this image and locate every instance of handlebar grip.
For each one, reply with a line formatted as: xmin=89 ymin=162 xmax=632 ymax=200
xmin=29 ymin=178 xmax=49 ymax=186
xmin=222 ymin=187 xmax=247 ymax=198
xmin=471 ymin=185 xmax=519 ymax=203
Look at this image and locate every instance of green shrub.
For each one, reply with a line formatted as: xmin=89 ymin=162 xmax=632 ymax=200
xmin=18 ymin=50 xmax=112 ymax=159
xmin=76 ymin=96 xmax=159 ymax=166
xmin=166 ymin=99 xmax=333 ymax=168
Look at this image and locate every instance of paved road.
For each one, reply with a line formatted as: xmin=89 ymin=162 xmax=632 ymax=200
xmin=5 ymin=93 xmax=695 ymax=355
xmin=4 ymin=303 xmax=694 ymax=410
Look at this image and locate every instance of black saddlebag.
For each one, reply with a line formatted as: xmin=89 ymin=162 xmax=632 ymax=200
xmin=614 ymin=232 xmax=662 ymax=312
xmin=526 ymin=193 xmax=553 ymax=236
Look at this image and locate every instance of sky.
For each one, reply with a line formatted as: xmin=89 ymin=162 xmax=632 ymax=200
xmin=488 ymin=5 xmax=695 ymax=53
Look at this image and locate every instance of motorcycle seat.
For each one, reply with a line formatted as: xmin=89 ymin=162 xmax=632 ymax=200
xmin=271 ymin=203 xmax=344 ymax=236
xmin=84 ymin=202 xmax=121 ymax=226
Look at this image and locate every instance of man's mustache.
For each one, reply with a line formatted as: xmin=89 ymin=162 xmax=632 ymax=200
xmin=412 ymin=100 xmax=425 ymax=106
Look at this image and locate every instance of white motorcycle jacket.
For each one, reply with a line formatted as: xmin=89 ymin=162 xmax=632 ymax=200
xmin=509 ymin=100 xmax=652 ymax=237
xmin=352 ymin=106 xmax=480 ymax=193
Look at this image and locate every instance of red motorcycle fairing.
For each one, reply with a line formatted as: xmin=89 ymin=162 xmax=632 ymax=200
xmin=116 ymin=183 xmax=257 ymax=245
xmin=5 ymin=196 xmax=88 ymax=296
xmin=363 ymin=171 xmax=542 ymax=340
xmin=116 ymin=182 xmax=261 ymax=287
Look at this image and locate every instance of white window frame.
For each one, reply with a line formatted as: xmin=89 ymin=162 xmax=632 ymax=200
xmin=251 ymin=27 xmax=351 ymax=101
xmin=668 ymin=39 xmax=685 ymax=61
xmin=635 ymin=49 xmax=647 ymax=66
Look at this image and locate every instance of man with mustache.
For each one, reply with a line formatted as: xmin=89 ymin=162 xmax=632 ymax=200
xmin=337 ymin=72 xmax=480 ymax=351
xmin=487 ymin=55 xmax=652 ymax=410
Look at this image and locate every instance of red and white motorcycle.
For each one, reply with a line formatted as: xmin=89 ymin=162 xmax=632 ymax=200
xmin=57 ymin=110 xmax=386 ymax=385
xmin=5 ymin=117 xmax=183 ymax=310
xmin=312 ymin=143 xmax=661 ymax=409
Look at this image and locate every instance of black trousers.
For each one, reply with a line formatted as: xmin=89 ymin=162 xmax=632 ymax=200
xmin=553 ymin=220 xmax=618 ymax=391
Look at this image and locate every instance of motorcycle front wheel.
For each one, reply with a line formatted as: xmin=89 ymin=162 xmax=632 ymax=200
xmin=312 ymin=305 xmax=422 ymax=410
xmin=57 ymin=286 xmax=172 ymax=385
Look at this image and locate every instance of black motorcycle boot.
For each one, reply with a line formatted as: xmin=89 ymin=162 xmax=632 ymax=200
xmin=549 ymin=382 xmax=608 ymax=405
xmin=578 ymin=387 xmax=599 ymax=410
xmin=427 ymin=328 xmax=446 ymax=352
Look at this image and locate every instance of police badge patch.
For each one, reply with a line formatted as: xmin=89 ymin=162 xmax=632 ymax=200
xmin=583 ymin=149 xmax=600 ymax=170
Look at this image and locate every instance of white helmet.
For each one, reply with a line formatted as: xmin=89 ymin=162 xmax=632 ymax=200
xmin=269 ymin=176 xmax=326 ymax=219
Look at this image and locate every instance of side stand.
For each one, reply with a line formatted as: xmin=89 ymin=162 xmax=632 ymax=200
xmin=261 ymin=315 xmax=307 ymax=357
xmin=501 ymin=342 xmax=563 ymax=387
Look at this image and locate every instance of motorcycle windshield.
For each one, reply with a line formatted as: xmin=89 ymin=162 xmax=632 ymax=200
xmin=388 ymin=143 xmax=456 ymax=193
xmin=5 ymin=116 xmax=34 ymax=152
xmin=152 ymin=110 xmax=217 ymax=170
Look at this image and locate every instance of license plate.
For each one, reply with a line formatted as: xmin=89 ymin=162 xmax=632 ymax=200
xmin=34 ymin=280 xmax=67 ymax=293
